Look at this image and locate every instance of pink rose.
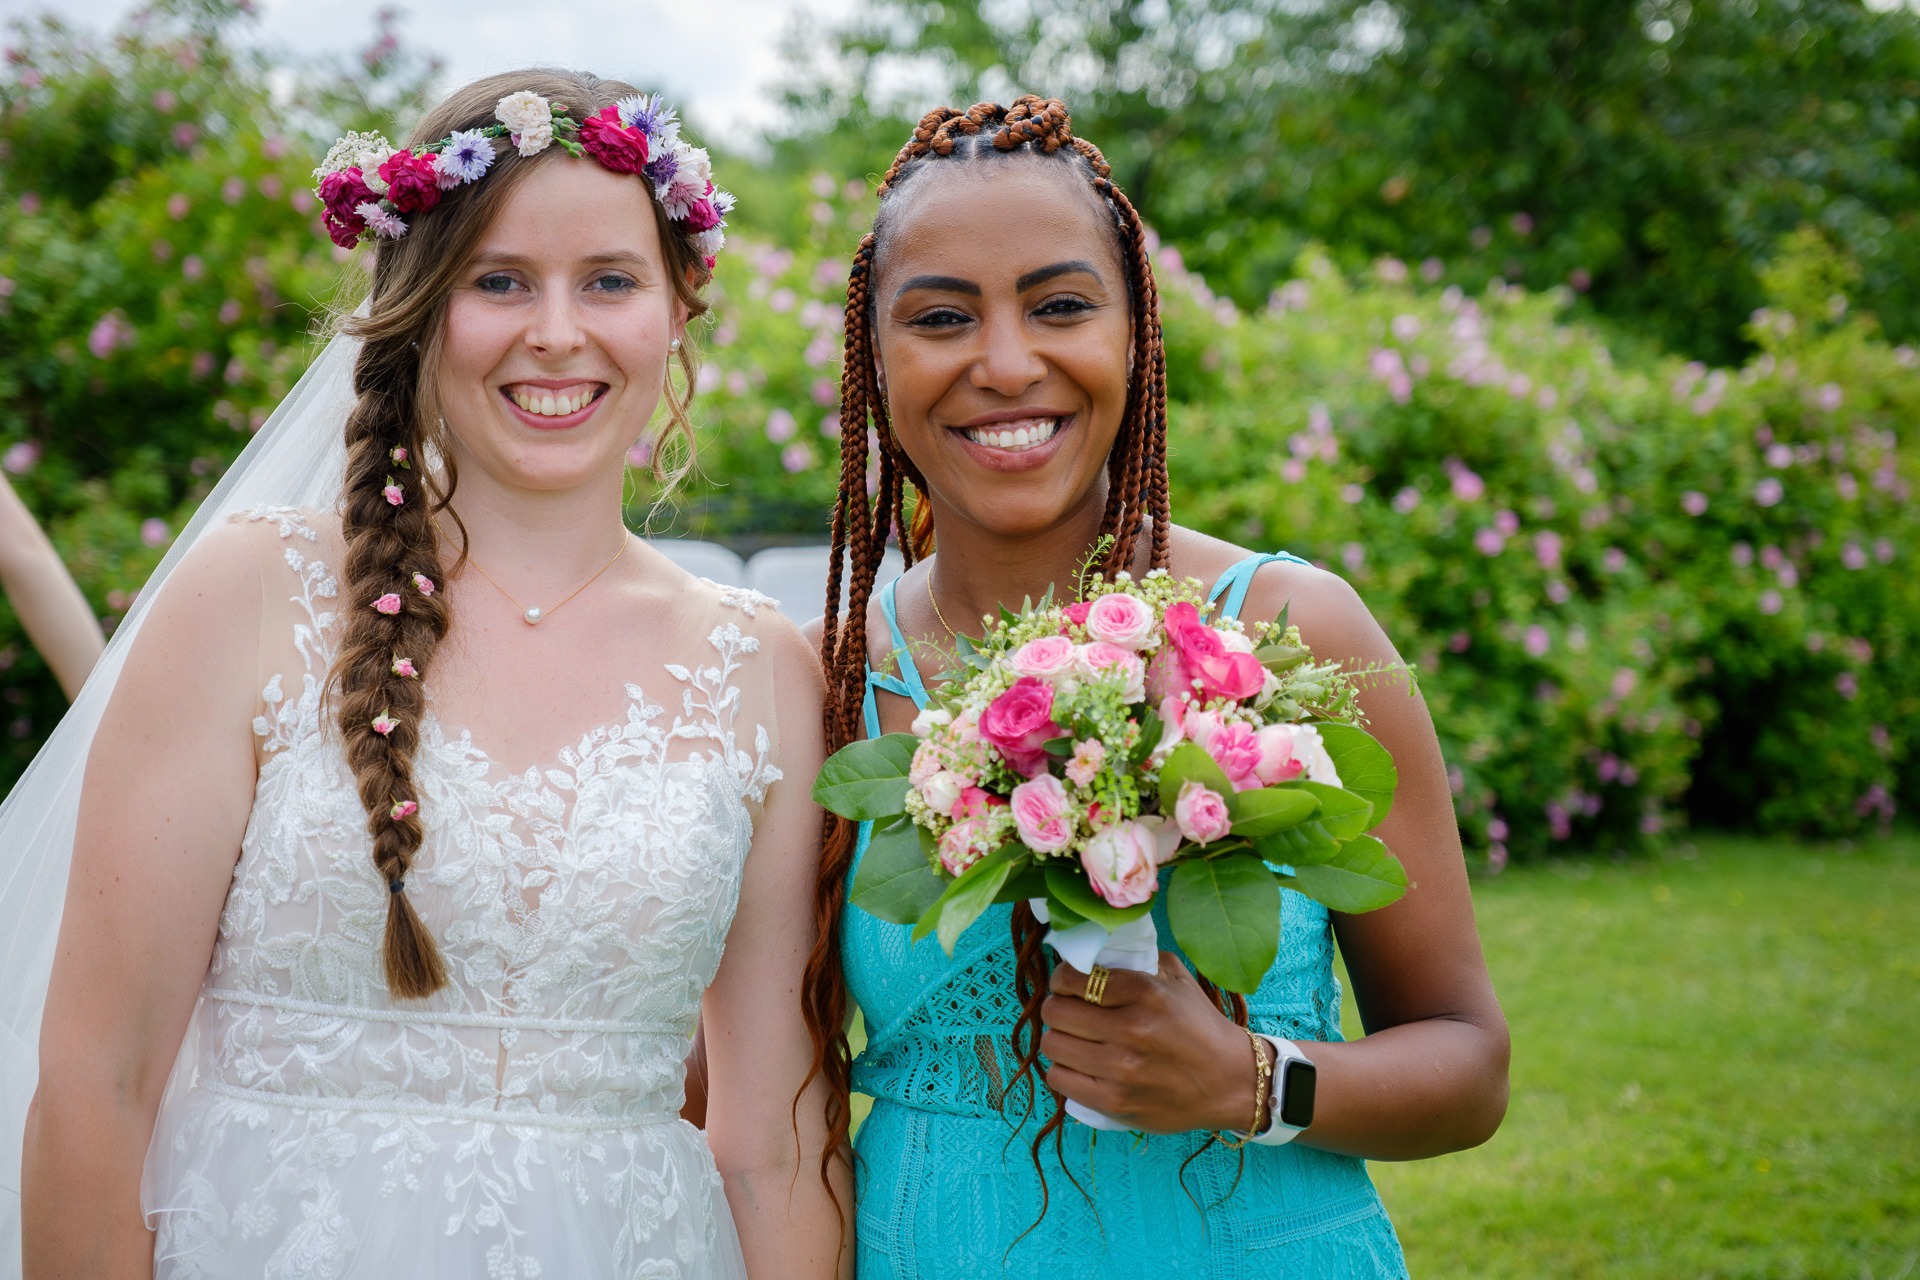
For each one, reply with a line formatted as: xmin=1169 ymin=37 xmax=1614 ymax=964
xmin=1081 ymin=820 xmax=1160 ymax=907
xmin=1152 ymin=695 xmax=1188 ymax=758
xmin=921 ymin=770 xmax=963 ymax=818
xmin=938 ymin=818 xmax=994 ymax=876
xmin=1009 ymin=635 xmax=1078 ymax=683
xmin=1163 ymin=602 xmax=1265 ymax=702
xmin=1173 ymin=780 xmax=1233 ymax=844
xmin=1205 ymin=721 xmax=1264 ymax=791
xmin=1254 ymin=725 xmax=1307 ymax=785
xmin=373 ymin=592 xmax=402 ymax=615
xmin=909 ymin=739 xmax=942 ymax=785
xmin=955 ymin=786 xmax=1001 ymax=821
xmin=1010 ymin=774 xmax=1074 ymax=854
xmin=377 ymin=149 xmax=443 ymax=215
xmin=1085 ymin=592 xmax=1155 ymax=647
xmin=1137 ymin=813 xmax=1184 ymax=865
xmin=391 ymin=657 xmax=417 ymax=678
xmin=578 ymin=105 xmax=651 ymax=174
xmin=1063 ymin=600 xmax=1093 ymax=628
xmin=317 ymin=168 xmax=376 ymax=247
xmin=1145 ymin=644 xmax=1191 ymax=703
xmin=978 ymin=677 xmax=1063 ymax=778
xmin=1077 ymin=642 xmax=1146 ymax=702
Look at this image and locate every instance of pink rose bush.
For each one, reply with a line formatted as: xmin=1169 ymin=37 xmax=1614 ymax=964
xmin=817 ymin=571 xmax=1409 ymax=994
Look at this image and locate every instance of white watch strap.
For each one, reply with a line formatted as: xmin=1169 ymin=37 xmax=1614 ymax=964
xmin=1245 ymin=1035 xmax=1312 ymax=1146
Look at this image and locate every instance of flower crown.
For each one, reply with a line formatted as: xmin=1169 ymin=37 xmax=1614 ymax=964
xmin=311 ymin=91 xmax=734 ymax=267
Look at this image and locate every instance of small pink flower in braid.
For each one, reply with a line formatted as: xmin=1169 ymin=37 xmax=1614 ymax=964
xmin=383 ymin=477 xmax=405 ymax=506
xmin=412 ymin=573 xmax=435 ymax=596
xmin=389 ymin=446 xmax=410 ymax=468
xmin=373 ymin=592 xmax=403 ymax=615
xmin=389 ymin=799 xmax=419 ymax=821
xmin=391 ymin=657 xmax=417 ymax=678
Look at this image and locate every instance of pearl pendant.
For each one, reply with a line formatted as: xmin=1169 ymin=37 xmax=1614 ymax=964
xmin=524 ymin=606 xmax=543 ymax=625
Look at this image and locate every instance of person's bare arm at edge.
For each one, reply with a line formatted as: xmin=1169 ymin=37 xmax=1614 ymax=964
xmin=0 ymin=469 xmax=105 ymax=700
xmin=702 ymin=616 xmax=853 ymax=1278
xmin=22 ymin=521 xmax=263 ymax=1276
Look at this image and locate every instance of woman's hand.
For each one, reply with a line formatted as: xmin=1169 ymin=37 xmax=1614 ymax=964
xmin=1041 ymin=952 xmax=1274 ymax=1136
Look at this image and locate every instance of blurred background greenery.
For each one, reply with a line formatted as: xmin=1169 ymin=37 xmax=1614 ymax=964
xmin=3 ymin=1 xmax=1915 ymax=1271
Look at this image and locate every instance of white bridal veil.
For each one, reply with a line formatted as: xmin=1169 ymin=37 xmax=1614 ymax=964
xmin=0 ymin=328 xmax=360 ymax=1268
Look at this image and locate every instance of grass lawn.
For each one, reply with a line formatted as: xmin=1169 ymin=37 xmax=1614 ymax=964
xmin=1361 ymin=834 xmax=1920 ymax=1279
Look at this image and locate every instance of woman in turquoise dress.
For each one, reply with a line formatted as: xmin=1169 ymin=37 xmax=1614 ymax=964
xmin=801 ymin=97 xmax=1510 ymax=1277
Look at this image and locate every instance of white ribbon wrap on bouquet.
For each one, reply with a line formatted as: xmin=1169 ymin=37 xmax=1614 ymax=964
xmin=1029 ymin=897 xmax=1160 ymax=1131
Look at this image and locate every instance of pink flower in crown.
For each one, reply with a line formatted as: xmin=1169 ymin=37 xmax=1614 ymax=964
xmin=373 ymin=592 xmax=403 ymax=615
xmin=370 ymin=711 xmax=399 ymax=737
xmin=1077 ymin=641 xmax=1146 ymax=702
xmin=377 ymin=149 xmax=443 ymax=215
xmin=1008 ymin=635 xmax=1077 ymax=684
xmin=578 ymin=105 xmax=651 ymax=175
xmin=682 ymin=190 xmax=723 ymax=232
xmin=1062 ymin=600 xmax=1093 ymax=629
xmin=1163 ymin=602 xmax=1264 ymax=702
xmin=412 ymin=573 xmax=435 ymax=596
xmin=978 ymin=677 xmax=1063 ymax=778
xmin=1205 ymin=721 xmax=1264 ymax=791
xmin=1010 ymin=774 xmax=1074 ymax=854
xmin=389 ymin=798 xmax=418 ymax=821
xmin=1174 ymin=780 xmax=1233 ymax=844
xmin=1081 ymin=820 xmax=1159 ymax=907
xmin=1084 ymin=592 xmax=1154 ymax=648
xmin=391 ymin=657 xmax=417 ymax=678
xmin=383 ymin=477 xmax=404 ymax=506
xmin=1254 ymin=724 xmax=1307 ymax=785
xmin=1065 ymin=738 xmax=1105 ymax=787
xmin=317 ymin=169 xmax=376 ymax=247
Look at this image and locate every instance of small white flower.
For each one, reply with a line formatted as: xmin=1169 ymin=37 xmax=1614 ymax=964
xmin=355 ymin=202 xmax=408 ymax=240
xmin=511 ymin=122 xmax=554 ymax=157
xmin=1291 ymin=723 xmax=1343 ymax=787
xmin=495 ymin=90 xmax=553 ymax=135
xmin=910 ymin=706 xmax=952 ymax=737
xmin=313 ymin=130 xmax=391 ymax=181
xmin=691 ymin=226 xmax=727 ymax=258
xmin=1220 ymin=629 xmax=1255 ymax=655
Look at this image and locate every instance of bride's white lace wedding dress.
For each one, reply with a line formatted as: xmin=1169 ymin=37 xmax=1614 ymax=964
xmin=141 ymin=507 xmax=780 ymax=1279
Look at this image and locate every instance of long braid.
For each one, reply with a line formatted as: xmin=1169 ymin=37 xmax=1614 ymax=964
xmin=799 ymin=96 xmax=1199 ymax=1220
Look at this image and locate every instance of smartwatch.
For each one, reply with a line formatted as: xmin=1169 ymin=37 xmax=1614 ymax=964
xmin=1248 ymin=1036 xmax=1316 ymax=1145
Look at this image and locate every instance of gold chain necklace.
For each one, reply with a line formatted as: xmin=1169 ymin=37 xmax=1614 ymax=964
xmin=456 ymin=529 xmax=630 ymax=626
xmin=925 ymin=565 xmax=960 ymax=642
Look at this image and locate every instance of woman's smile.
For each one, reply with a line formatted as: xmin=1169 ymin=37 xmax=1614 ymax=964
xmin=499 ymin=378 xmax=610 ymax=431
xmin=948 ymin=409 xmax=1075 ymax=472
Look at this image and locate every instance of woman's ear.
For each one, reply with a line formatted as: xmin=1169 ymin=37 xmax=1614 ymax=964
xmin=875 ymin=362 xmax=889 ymax=403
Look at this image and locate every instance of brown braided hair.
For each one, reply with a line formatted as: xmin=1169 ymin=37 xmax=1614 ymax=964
xmin=800 ymin=97 xmax=1241 ymax=1212
xmin=329 ymin=69 xmax=712 ymax=998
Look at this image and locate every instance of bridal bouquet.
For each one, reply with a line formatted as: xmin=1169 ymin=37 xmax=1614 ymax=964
xmin=816 ymin=570 xmax=1409 ymax=1014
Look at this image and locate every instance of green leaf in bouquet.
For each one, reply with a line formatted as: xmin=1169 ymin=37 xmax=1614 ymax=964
xmin=1284 ymin=833 xmax=1409 ymax=914
xmin=953 ymin=631 xmax=991 ymax=672
xmin=1042 ymin=893 xmax=1090 ymax=930
xmin=1043 ymin=735 xmax=1076 ymax=758
xmin=1312 ymin=723 xmax=1397 ymax=827
xmin=913 ymin=844 xmax=1023 ymax=953
xmin=1167 ymin=853 xmax=1282 ymax=994
xmin=1225 ymin=785 xmax=1320 ymax=838
xmin=1283 ymin=781 xmax=1373 ymax=840
xmin=1254 ymin=818 xmax=1343 ymax=867
xmin=849 ymin=816 xmax=946 ymax=925
xmin=812 ymin=733 xmax=918 ymax=820
xmin=1254 ymin=643 xmax=1312 ymax=674
xmin=1157 ymin=742 xmax=1234 ymax=814
xmin=1132 ymin=708 xmax=1164 ymax=767
xmin=996 ymin=863 xmax=1050 ymax=904
xmin=1044 ymin=864 xmax=1153 ymax=931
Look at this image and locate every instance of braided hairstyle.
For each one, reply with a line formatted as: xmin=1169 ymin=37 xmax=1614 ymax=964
xmin=330 ymin=69 xmax=712 ymax=999
xmin=800 ymin=97 xmax=1239 ymax=1209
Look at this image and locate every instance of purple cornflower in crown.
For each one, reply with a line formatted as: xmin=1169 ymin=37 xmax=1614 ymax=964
xmin=311 ymin=89 xmax=734 ymax=267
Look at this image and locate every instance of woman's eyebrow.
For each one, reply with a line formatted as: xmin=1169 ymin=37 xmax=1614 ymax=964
xmin=1016 ymin=260 xmax=1102 ymax=291
xmin=895 ymin=274 xmax=982 ymax=299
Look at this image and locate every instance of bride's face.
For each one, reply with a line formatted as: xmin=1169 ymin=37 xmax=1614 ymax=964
xmin=437 ymin=158 xmax=686 ymax=494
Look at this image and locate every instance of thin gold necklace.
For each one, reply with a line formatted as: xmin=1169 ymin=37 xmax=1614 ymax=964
xmin=457 ymin=529 xmax=630 ymax=626
xmin=924 ymin=564 xmax=960 ymax=642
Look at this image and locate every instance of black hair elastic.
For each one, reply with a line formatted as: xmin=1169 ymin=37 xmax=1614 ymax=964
xmin=388 ymin=879 xmax=405 ymax=894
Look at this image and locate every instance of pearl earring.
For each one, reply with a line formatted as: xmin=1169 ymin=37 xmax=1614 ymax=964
xmin=670 ymin=338 xmax=682 ymax=352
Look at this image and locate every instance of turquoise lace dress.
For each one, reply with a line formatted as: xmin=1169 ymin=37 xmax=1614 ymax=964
xmin=844 ymin=554 xmax=1409 ymax=1279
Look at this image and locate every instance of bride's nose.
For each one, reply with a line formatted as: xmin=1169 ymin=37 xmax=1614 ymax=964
xmin=522 ymin=288 xmax=587 ymax=360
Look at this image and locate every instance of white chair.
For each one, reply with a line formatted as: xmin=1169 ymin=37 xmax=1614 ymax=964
xmin=745 ymin=545 xmax=904 ymax=624
xmin=642 ymin=538 xmax=747 ymax=588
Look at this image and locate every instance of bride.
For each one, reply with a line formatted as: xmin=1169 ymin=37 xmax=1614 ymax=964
xmin=9 ymin=70 xmax=844 ymax=1277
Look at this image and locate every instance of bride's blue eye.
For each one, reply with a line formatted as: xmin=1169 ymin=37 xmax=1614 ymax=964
xmin=476 ymin=273 xmax=519 ymax=294
xmin=590 ymin=274 xmax=636 ymax=293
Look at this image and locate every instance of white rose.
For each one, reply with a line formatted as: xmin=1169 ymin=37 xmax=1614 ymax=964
xmin=921 ymin=770 xmax=964 ymax=819
xmin=911 ymin=706 xmax=952 ymax=738
xmin=512 ymin=122 xmax=554 ymax=157
xmin=1221 ymin=628 xmax=1255 ymax=654
xmin=495 ymin=90 xmax=553 ymax=134
xmin=1291 ymin=723 xmax=1344 ymax=787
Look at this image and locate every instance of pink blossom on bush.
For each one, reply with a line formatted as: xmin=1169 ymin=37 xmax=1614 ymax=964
xmin=1754 ymin=477 xmax=1784 ymax=507
xmin=3 ymin=441 xmax=41 ymax=475
xmin=139 ymin=518 xmax=170 ymax=548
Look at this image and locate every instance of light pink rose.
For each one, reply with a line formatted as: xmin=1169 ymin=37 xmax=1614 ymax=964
xmin=1205 ymin=721 xmax=1264 ymax=791
xmin=1062 ymin=600 xmax=1093 ymax=628
xmin=1009 ymin=635 xmax=1078 ymax=683
xmin=909 ymin=740 xmax=942 ymax=785
xmin=1137 ymin=814 xmax=1184 ymax=864
xmin=1152 ymin=695 xmax=1188 ymax=758
xmin=1254 ymin=724 xmax=1307 ymax=785
xmin=978 ymin=677 xmax=1063 ymax=778
xmin=922 ymin=770 xmax=964 ymax=818
xmin=1163 ymin=602 xmax=1265 ymax=702
xmin=1077 ymin=641 xmax=1147 ymax=701
xmin=955 ymin=786 xmax=1001 ymax=821
xmin=1084 ymin=592 xmax=1154 ymax=647
xmin=938 ymin=818 xmax=994 ymax=876
xmin=373 ymin=592 xmax=403 ymax=615
xmin=1145 ymin=644 xmax=1193 ymax=703
xmin=1010 ymin=773 xmax=1074 ymax=854
xmin=950 ymin=709 xmax=982 ymax=745
xmin=1183 ymin=707 xmax=1223 ymax=748
xmin=1174 ymin=780 xmax=1233 ymax=844
xmin=1081 ymin=820 xmax=1160 ymax=907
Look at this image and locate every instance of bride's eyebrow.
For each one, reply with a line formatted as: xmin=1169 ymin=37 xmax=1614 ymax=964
xmin=468 ymin=250 xmax=651 ymax=271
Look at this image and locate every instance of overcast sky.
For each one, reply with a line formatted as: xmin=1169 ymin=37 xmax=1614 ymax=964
xmin=0 ymin=0 xmax=856 ymax=147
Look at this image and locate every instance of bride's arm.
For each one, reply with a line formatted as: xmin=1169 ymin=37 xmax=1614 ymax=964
xmin=701 ymin=618 xmax=851 ymax=1280
xmin=21 ymin=523 xmax=265 ymax=1278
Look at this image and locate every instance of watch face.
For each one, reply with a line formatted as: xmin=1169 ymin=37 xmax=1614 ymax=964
xmin=1279 ymin=1058 xmax=1317 ymax=1129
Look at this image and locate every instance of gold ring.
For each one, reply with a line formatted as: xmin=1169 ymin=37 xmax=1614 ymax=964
xmin=1084 ymin=964 xmax=1112 ymax=1007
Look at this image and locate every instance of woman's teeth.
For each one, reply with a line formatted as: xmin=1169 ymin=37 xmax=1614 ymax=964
xmin=962 ymin=417 xmax=1061 ymax=451
xmin=510 ymin=386 xmax=600 ymax=417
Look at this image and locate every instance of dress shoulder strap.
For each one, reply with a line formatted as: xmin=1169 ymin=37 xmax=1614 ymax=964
xmin=1208 ymin=550 xmax=1311 ymax=622
xmin=861 ymin=579 xmax=931 ymax=740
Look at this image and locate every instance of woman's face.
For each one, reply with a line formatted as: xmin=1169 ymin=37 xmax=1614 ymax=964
xmin=437 ymin=157 xmax=686 ymax=495
xmin=871 ymin=159 xmax=1132 ymax=542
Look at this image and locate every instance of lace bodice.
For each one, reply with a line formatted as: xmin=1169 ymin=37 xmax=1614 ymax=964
xmin=143 ymin=507 xmax=781 ymax=1277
